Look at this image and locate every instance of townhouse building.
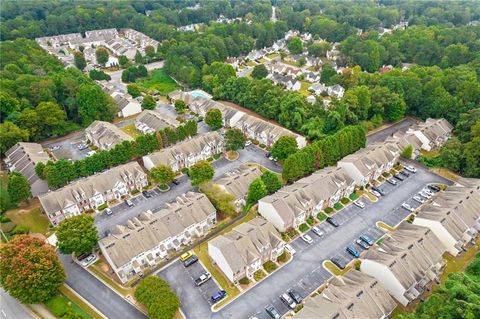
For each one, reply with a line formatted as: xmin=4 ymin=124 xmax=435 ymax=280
xmin=208 ymin=217 xmax=284 ymax=283
xmin=135 ymin=110 xmax=180 ymax=134
xmin=259 ymin=166 xmax=355 ymax=232
xmin=112 ymin=92 xmax=142 ymax=118
xmin=39 ymin=162 xmax=147 ymax=225
xmin=337 ymin=142 xmax=400 ymax=186
xmin=142 ymin=131 xmax=225 ymax=172
xmin=122 ymin=28 xmax=159 ymax=52
xmin=295 ymin=269 xmax=397 ymax=319
xmin=213 ymin=165 xmax=262 ymax=211
xmin=100 ymin=192 xmax=216 ymax=283
xmin=360 ymin=222 xmax=446 ymax=306
xmin=4 ymin=142 xmax=50 ymax=197
xmin=404 ymin=118 xmax=453 ymax=151
xmin=85 ymin=120 xmax=134 ymax=151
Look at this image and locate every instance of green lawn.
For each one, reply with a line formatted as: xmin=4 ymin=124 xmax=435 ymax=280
xmin=121 ymin=124 xmax=141 ymax=139
xmin=136 ymin=69 xmax=180 ymax=94
xmin=299 ymin=81 xmax=311 ymax=97
xmin=45 ymin=294 xmax=91 ymax=319
xmin=6 ymin=207 xmax=50 ymax=234
xmin=59 ymin=285 xmax=103 ymax=319
xmin=323 ymin=260 xmax=352 ymax=276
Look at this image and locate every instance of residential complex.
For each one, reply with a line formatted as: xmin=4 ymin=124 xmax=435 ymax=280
xmin=259 ymin=166 xmax=355 ymax=232
xmin=39 ymin=162 xmax=147 ymax=225
xmin=99 ymin=192 xmax=216 ymax=283
xmin=208 ymin=217 xmax=284 ymax=283
xmin=135 ymin=110 xmax=180 ymax=134
xmin=4 ymin=142 xmax=50 ymax=197
xmin=85 ymin=121 xmax=134 ymax=151
xmin=142 ymin=131 xmax=225 ymax=171
xmin=96 ymin=80 xmax=142 ymax=118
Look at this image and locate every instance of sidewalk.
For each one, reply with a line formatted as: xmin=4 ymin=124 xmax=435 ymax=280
xmin=30 ymin=304 xmax=56 ymax=319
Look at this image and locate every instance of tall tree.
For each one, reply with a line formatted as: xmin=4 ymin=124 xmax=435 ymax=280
xmin=251 ymin=64 xmax=268 ymax=79
xmin=270 ymin=136 xmax=298 ymax=161
xmin=135 ymin=276 xmax=180 ymax=319
xmin=7 ymin=172 xmax=31 ymax=205
xmin=0 ymin=235 xmax=65 ymax=304
xmin=56 ymin=215 xmax=98 ymax=256
xmin=246 ymin=178 xmax=267 ymax=207
xmin=189 ymin=160 xmax=214 ymax=186
xmin=174 ymin=100 xmax=187 ymax=114
xmin=95 ymin=47 xmax=109 ymax=66
xmin=142 ymin=95 xmax=156 ymax=110
xmin=73 ymin=51 xmax=86 ymax=70
xmin=260 ymin=171 xmax=282 ymax=194
xmin=0 ymin=122 xmax=29 ymax=154
xmin=76 ymin=84 xmax=116 ymax=126
xmin=205 ymin=108 xmax=223 ymax=130
xmin=225 ymin=128 xmax=246 ymax=151
xmin=287 ymin=36 xmax=303 ymax=54
xmin=151 ymin=165 xmax=175 ymax=186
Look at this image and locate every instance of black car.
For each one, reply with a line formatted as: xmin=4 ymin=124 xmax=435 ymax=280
xmin=399 ymin=170 xmax=410 ymax=177
xmin=371 ymin=186 xmax=385 ymax=196
xmin=288 ymin=289 xmax=303 ymax=304
xmin=428 ymin=184 xmax=441 ymax=192
xmin=142 ymin=191 xmax=151 ymax=198
xmin=393 ymin=174 xmax=404 ymax=181
xmin=331 ymin=257 xmax=346 ymax=269
xmin=183 ymin=255 xmax=198 ymax=267
xmin=265 ymin=305 xmax=281 ymax=319
xmin=172 ymin=179 xmax=180 ymax=185
xmin=326 ymin=217 xmax=340 ymax=227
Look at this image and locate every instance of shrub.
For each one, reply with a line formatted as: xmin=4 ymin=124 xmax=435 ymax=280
xmin=382 ymin=172 xmax=389 ymax=178
xmin=97 ymin=203 xmax=108 ymax=211
xmin=131 ymin=189 xmax=140 ymax=195
xmin=294 ymin=304 xmax=304 ymax=313
xmin=334 ymin=202 xmax=344 ymax=210
xmin=238 ymin=277 xmax=250 ymax=285
xmin=306 ymin=216 xmax=315 ymax=226
xmin=317 ymin=212 xmax=327 ymax=221
xmin=207 ymin=157 xmax=214 ymax=162
xmin=263 ymin=261 xmax=277 ymax=273
xmin=324 ymin=207 xmax=334 ymax=214
xmin=286 ymin=228 xmax=299 ymax=239
xmin=340 ymin=197 xmax=350 ymax=205
xmin=354 ymin=260 xmax=361 ymax=270
xmin=280 ymin=233 xmax=289 ymax=242
xmin=0 ymin=216 xmax=11 ymax=223
xmin=158 ymin=184 xmax=169 ymax=191
xmin=349 ymin=192 xmax=359 ymax=200
xmin=252 ymin=140 xmax=259 ymax=145
xmin=84 ymin=209 xmax=95 ymax=214
xmin=253 ymin=270 xmax=266 ymax=281
xmin=213 ymin=154 xmax=221 ymax=160
xmin=259 ymin=143 xmax=266 ymax=149
xmin=299 ymin=223 xmax=310 ymax=233
xmin=277 ymin=251 xmax=290 ymax=263
xmin=11 ymin=225 xmax=29 ymax=235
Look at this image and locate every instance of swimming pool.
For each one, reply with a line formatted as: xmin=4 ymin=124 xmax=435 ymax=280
xmin=189 ymin=90 xmax=212 ymax=99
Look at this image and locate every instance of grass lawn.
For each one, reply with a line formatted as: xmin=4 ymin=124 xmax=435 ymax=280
xmin=430 ymin=167 xmax=460 ymax=181
xmin=88 ymin=260 xmax=133 ymax=297
xmin=299 ymin=81 xmax=311 ymax=97
xmin=266 ymin=53 xmax=279 ymax=59
xmin=420 ymin=149 xmax=440 ymax=159
xmin=281 ymin=59 xmax=299 ymax=67
xmin=45 ymin=294 xmax=91 ymax=319
xmin=323 ymin=260 xmax=352 ymax=276
xmin=121 ymin=124 xmax=141 ymax=139
xmin=6 ymin=207 xmax=50 ymax=235
xmin=377 ymin=221 xmax=396 ymax=232
xmin=59 ymin=285 xmax=103 ymax=319
xmin=246 ymin=61 xmax=257 ymax=67
xmin=136 ymin=69 xmax=180 ymax=94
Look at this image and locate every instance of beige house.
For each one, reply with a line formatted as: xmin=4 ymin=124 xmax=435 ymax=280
xmin=100 ymin=192 xmax=216 ymax=283
xmin=295 ymin=269 xmax=397 ymax=319
xmin=142 ymin=131 xmax=224 ymax=172
xmin=259 ymin=166 xmax=355 ymax=232
xmin=360 ymin=222 xmax=446 ymax=306
xmin=135 ymin=110 xmax=180 ymax=134
xmin=85 ymin=121 xmax=134 ymax=150
xmin=39 ymin=162 xmax=147 ymax=225
xmin=213 ymin=165 xmax=262 ymax=210
xmin=404 ymin=118 xmax=453 ymax=151
xmin=208 ymin=217 xmax=284 ymax=283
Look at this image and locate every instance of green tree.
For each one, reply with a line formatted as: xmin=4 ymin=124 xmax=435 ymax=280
xmin=135 ymin=133 xmax=159 ymax=156
xmin=401 ymin=144 xmax=413 ymax=159
xmin=189 ymin=160 xmax=214 ymax=186
xmin=56 ymin=215 xmax=98 ymax=256
xmin=246 ymin=178 xmax=267 ymax=207
xmin=0 ymin=235 xmax=65 ymax=304
xmin=77 ymin=84 xmax=116 ymax=126
xmin=135 ymin=276 xmax=180 ymax=319
xmin=251 ymin=64 xmax=268 ymax=79
xmin=134 ymin=50 xmax=143 ymax=64
xmin=127 ymin=84 xmax=141 ymax=98
xmin=174 ymin=100 xmax=187 ymax=114
xmin=118 ymin=55 xmax=129 ymax=68
xmin=270 ymin=136 xmax=298 ymax=161
xmin=73 ymin=51 xmax=86 ymax=70
xmin=142 ymin=95 xmax=156 ymax=110
xmin=225 ymin=128 xmax=246 ymax=151
xmin=7 ymin=172 xmax=31 ymax=205
xmin=0 ymin=122 xmax=29 ymax=154
xmin=320 ymin=64 xmax=338 ymax=86
xmin=201 ymin=184 xmax=236 ymax=216
xmin=145 ymin=45 xmax=156 ymax=60
xmin=287 ymin=36 xmax=303 ymax=54
xmin=35 ymin=102 xmax=67 ymax=137
xmin=95 ymin=47 xmax=109 ymax=66
xmin=439 ymin=138 xmax=464 ymax=172
xmin=151 ymin=165 xmax=175 ymax=186
xmin=205 ymin=108 xmax=223 ymax=130
xmin=307 ymin=43 xmax=331 ymax=57
xmin=260 ymin=171 xmax=282 ymax=194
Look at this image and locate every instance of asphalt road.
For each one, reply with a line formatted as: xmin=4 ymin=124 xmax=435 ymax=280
xmin=367 ymin=117 xmax=418 ymax=145
xmin=157 ymin=162 xmax=451 ymax=319
xmin=0 ymin=289 xmax=32 ymax=319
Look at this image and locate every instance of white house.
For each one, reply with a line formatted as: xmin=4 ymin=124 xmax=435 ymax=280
xmin=404 ymin=118 xmax=453 ymax=151
xmin=112 ymin=92 xmax=142 ymax=118
xmin=327 ymin=84 xmax=345 ymax=98
xmin=85 ymin=121 xmax=134 ymax=150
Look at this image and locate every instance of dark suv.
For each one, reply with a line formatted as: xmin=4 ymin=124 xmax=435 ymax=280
xmin=326 ymin=217 xmax=340 ymax=227
xmin=331 ymin=257 xmax=346 ymax=269
xmin=183 ymin=255 xmax=198 ymax=267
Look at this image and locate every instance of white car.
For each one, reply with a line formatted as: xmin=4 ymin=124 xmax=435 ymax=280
xmin=311 ymin=226 xmax=324 ymax=237
xmin=77 ymin=143 xmax=88 ymax=150
xmin=79 ymin=253 xmax=96 ymax=267
xmin=300 ymin=234 xmax=313 ymax=244
xmin=104 ymin=208 xmax=113 ymax=215
xmin=423 ymin=188 xmax=434 ymax=196
xmin=353 ymin=200 xmax=365 ymax=208
xmin=85 ymin=150 xmax=96 ymax=157
xmin=369 ymin=189 xmax=381 ymax=197
xmin=412 ymin=195 xmax=425 ymax=204
xmin=419 ymin=191 xmax=432 ymax=199
xmin=284 ymin=243 xmax=296 ymax=255
xmin=49 ymin=145 xmax=60 ymax=151
xmin=405 ymin=165 xmax=417 ymax=173
xmin=244 ymin=140 xmax=252 ymax=147
xmin=401 ymin=203 xmax=414 ymax=212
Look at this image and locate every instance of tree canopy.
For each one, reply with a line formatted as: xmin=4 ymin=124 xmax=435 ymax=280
xmin=134 ymin=276 xmax=180 ymax=319
xmin=7 ymin=172 xmax=31 ymax=205
xmin=246 ymin=178 xmax=267 ymax=208
xmin=189 ymin=160 xmax=214 ymax=186
xmin=270 ymin=136 xmax=298 ymax=161
xmin=56 ymin=214 xmax=99 ymax=256
xmin=205 ymin=108 xmax=223 ymax=130
xmin=151 ymin=165 xmax=175 ymax=185
xmin=225 ymin=128 xmax=246 ymax=152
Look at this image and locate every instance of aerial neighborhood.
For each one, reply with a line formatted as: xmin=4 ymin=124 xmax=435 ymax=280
xmin=1 ymin=2 xmax=479 ymax=319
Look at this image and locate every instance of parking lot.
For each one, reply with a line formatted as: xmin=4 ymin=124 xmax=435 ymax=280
xmin=42 ymin=132 xmax=91 ymax=161
xmin=155 ymin=162 xmax=451 ymax=319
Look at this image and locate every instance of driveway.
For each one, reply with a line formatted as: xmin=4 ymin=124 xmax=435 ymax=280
xmin=157 ymin=163 xmax=451 ymax=319
xmin=42 ymin=133 xmax=90 ymax=161
xmin=367 ymin=117 xmax=418 ymax=145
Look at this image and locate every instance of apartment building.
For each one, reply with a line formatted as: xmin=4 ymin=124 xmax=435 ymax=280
xmin=39 ymin=162 xmax=147 ymax=225
xmin=404 ymin=118 xmax=453 ymax=151
xmin=259 ymin=166 xmax=355 ymax=232
xmin=208 ymin=217 xmax=284 ymax=283
xmin=135 ymin=110 xmax=180 ymax=134
xmin=85 ymin=121 xmax=134 ymax=151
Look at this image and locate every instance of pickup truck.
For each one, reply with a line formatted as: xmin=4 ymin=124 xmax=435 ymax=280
xmin=194 ymin=272 xmax=211 ymax=286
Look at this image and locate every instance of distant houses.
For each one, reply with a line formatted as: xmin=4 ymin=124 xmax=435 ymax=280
xmin=85 ymin=121 xmax=134 ymax=151
xmin=135 ymin=110 xmax=180 ymax=134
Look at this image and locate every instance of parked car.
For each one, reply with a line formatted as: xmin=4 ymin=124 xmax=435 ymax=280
xmin=419 ymin=190 xmax=432 ymax=199
xmin=142 ymin=191 xmax=151 ymax=198
xmin=405 ymin=165 xmax=417 ymax=173
xmin=428 ymin=184 xmax=441 ymax=192
xmin=288 ymin=289 xmax=303 ymax=304
xmin=195 ymin=272 xmax=211 ymax=286
xmin=331 ymin=257 xmax=346 ymax=269
xmin=180 ymin=252 xmax=193 ymax=262
xmin=77 ymin=143 xmax=88 ymax=150
xmin=172 ymin=179 xmax=180 ymax=185
xmin=387 ymin=178 xmax=397 ymax=185
xmin=346 ymin=244 xmax=360 ymax=258
xmin=372 ymin=186 xmax=385 ymax=196
xmin=369 ymin=189 xmax=381 ymax=197
xmin=280 ymin=293 xmax=297 ymax=309
xmin=401 ymin=203 xmax=414 ymax=212
xmin=360 ymin=234 xmax=374 ymax=246
xmin=353 ymin=200 xmax=365 ymax=208
xmin=423 ymin=188 xmax=434 ymax=197
xmin=49 ymin=145 xmax=60 ymax=151
xmin=211 ymin=290 xmax=227 ymax=303
xmin=183 ymin=255 xmax=199 ymax=267
xmin=284 ymin=244 xmax=296 ymax=255
xmin=265 ymin=152 xmax=271 ymax=158
xmin=413 ymin=195 xmax=425 ymax=204
xmin=300 ymin=234 xmax=313 ymax=244
xmin=399 ymin=170 xmax=410 ymax=177
xmin=326 ymin=217 xmax=339 ymax=227
xmin=85 ymin=150 xmax=96 ymax=158
xmin=104 ymin=208 xmax=113 ymax=215
xmin=245 ymin=140 xmax=252 ymax=147
xmin=125 ymin=199 xmax=134 ymax=207
xmin=265 ymin=305 xmax=281 ymax=319
xmin=78 ymin=253 xmax=96 ymax=267
xmin=356 ymin=239 xmax=369 ymax=250
xmin=311 ymin=226 xmax=324 ymax=237
xmin=393 ymin=174 xmax=404 ymax=181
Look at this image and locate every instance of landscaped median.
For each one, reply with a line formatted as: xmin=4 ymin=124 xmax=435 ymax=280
xmin=322 ymin=260 xmax=352 ymax=276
